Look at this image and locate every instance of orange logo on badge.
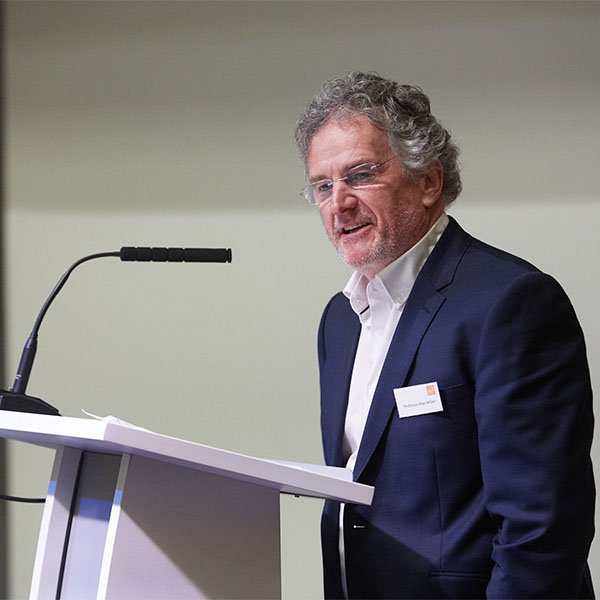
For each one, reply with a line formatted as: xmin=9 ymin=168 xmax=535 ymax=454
xmin=426 ymin=385 xmax=436 ymax=396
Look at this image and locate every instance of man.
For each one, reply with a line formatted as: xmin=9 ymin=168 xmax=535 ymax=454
xmin=294 ymin=72 xmax=595 ymax=599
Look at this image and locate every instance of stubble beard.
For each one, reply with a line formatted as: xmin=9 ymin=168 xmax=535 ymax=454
xmin=331 ymin=225 xmax=405 ymax=277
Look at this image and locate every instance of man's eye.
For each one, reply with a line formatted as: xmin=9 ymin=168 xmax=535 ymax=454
xmin=347 ymin=170 xmax=375 ymax=186
xmin=316 ymin=181 xmax=334 ymax=193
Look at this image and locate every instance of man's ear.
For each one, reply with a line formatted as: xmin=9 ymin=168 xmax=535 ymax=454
xmin=421 ymin=161 xmax=444 ymax=208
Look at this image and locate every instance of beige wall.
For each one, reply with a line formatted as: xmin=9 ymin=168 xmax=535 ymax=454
xmin=3 ymin=1 xmax=599 ymax=597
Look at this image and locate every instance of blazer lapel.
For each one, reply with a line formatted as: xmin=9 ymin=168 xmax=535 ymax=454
xmin=352 ymin=281 xmax=445 ymax=479
xmin=320 ymin=299 xmax=361 ymax=467
xmin=352 ymin=217 xmax=471 ymax=480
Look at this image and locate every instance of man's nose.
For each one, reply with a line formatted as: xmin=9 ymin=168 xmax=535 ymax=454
xmin=329 ymin=180 xmax=358 ymax=212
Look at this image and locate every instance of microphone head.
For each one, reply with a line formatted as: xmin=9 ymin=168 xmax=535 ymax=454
xmin=119 ymin=247 xmax=232 ymax=263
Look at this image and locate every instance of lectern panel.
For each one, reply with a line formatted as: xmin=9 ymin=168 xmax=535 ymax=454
xmin=99 ymin=453 xmax=282 ymax=599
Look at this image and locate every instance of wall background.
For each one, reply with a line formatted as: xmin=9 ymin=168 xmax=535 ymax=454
xmin=2 ymin=1 xmax=599 ymax=597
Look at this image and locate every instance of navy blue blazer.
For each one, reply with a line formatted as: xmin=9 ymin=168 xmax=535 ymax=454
xmin=319 ymin=217 xmax=595 ymax=599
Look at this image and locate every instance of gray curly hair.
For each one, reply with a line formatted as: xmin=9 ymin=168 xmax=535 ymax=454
xmin=294 ymin=72 xmax=462 ymax=205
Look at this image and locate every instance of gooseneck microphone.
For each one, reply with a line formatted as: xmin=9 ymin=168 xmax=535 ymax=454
xmin=0 ymin=247 xmax=232 ymax=416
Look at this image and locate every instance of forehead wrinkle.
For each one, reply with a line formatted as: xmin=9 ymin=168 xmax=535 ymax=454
xmin=307 ymin=141 xmax=365 ymax=182
xmin=308 ymin=157 xmax=378 ymax=184
xmin=306 ymin=116 xmax=392 ymax=183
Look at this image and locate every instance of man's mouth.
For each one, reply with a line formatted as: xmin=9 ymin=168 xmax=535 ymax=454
xmin=341 ymin=222 xmax=371 ymax=235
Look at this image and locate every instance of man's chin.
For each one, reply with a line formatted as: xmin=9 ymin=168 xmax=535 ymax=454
xmin=338 ymin=250 xmax=379 ymax=275
xmin=337 ymin=244 xmax=397 ymax=277
xmin=338 ymin=240 xmax=370 ymax=265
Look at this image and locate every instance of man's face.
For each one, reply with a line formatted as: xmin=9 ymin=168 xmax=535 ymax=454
xmin=306 ymin=116 xmax=444 ymax=279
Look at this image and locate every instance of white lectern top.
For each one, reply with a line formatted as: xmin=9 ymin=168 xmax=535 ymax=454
xmin=0 ymin=411 xmax=373 ymax=505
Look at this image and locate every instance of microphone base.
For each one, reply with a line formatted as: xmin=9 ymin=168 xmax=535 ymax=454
xmin=0 ymin=391 xmax=60 ymax=416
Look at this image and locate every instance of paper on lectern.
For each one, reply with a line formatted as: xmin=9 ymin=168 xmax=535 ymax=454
xmin=81 ymin=409 xmax=151 ymax=431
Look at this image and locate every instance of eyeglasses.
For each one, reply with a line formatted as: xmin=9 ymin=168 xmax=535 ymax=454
xmin=301 ymin=156 xmax=396 ymax=206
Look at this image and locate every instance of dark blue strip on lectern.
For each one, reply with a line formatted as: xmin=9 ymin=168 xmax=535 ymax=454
xmin=57 ymin=452 xmax=122 ymax=599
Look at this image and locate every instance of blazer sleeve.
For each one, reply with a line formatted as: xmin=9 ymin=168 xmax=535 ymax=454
xmin=475 ymin=271 xmax=595 ymax=598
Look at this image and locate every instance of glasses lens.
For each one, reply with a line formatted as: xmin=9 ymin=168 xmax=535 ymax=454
xmin=345 ymin=164 xmax=378 ymax=188
xmin=302 ymin=186 xmax=315 ymax=204
xmin=306 ymin=179 xmax=333 ymax=205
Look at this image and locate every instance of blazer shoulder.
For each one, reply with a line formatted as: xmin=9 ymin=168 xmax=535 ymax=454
xmin=427 ymin=217 xmax=543 ymax=292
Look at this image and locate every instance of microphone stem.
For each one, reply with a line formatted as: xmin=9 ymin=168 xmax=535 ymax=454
xmin=31 ymin=252 xmax=119 ymax=335
xmin=11 ymin=334 xmax=37 ymax=394
xmin=11 ymin=251 xmax=119 ymax=395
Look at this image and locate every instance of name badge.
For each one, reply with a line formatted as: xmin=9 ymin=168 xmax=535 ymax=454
xmin=394 ymin=382 xmax=443 ymax=418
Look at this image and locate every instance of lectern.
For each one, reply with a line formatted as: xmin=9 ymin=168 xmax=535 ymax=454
xmin=0 ymin=412 xmax=373 ymax=599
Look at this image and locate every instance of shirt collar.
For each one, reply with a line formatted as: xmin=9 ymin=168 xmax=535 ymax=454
xmin=343 ymin=212 xmax=449 ymax=316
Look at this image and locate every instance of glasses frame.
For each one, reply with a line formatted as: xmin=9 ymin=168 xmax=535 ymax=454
xmin=301 ymin=156 xmax=396 ymax=206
